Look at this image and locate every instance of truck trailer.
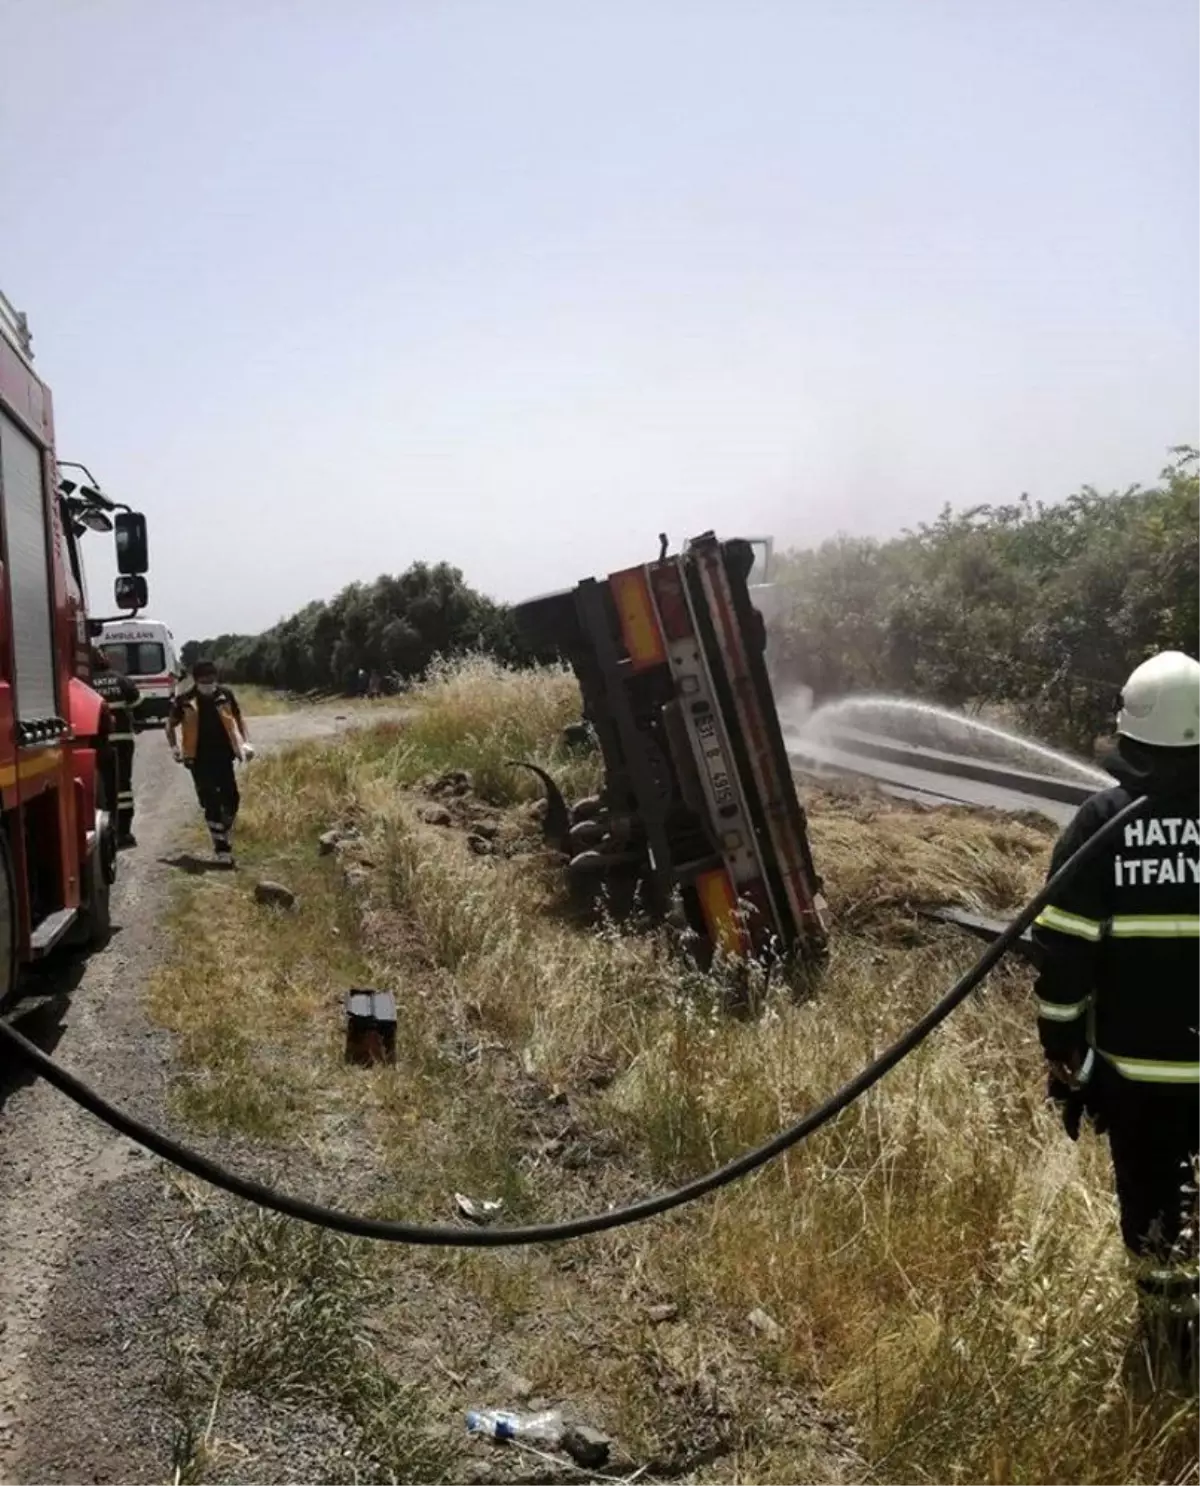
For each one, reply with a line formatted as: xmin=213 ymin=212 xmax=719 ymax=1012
xmin=513 ymin=531 xmax=827 ymax=967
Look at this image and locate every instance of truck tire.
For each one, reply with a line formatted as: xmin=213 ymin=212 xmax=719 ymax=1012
xmin=82 ymin=840 xmax=112 ymax=944
xmin=0 ymin=828 xmax=16 ymax=1005
xmin=70 ymin=826 xmax=113 ymax=948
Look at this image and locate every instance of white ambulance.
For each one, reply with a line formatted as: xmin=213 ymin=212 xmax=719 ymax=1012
xmin=98 ymin=618 xmax=180 ymax=725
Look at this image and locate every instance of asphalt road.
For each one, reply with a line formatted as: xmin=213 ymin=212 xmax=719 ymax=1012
xmin=787 ymin=734 xmax=1082 ymax=825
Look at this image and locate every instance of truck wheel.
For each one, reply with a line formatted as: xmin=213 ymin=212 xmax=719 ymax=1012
xmin=0 ymin=829 xmax=16 ymax=1004
xmin=84 ymin=841 xmax=112 ymax=944
xmin=72 ymin=831 xmax=113 ymax=948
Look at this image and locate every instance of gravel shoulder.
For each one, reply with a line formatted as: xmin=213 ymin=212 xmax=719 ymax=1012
xmin=0 ymin=713 xmax=380 ymax=1486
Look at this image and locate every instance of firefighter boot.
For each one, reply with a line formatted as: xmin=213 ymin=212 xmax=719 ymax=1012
xmin=1137 ymin=1273 xmax=1199 ymax=1387
xmin=207 ymin=817 xmax=235 ymax=869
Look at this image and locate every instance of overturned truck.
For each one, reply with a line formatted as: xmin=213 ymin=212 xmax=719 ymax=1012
xmin=513 ymin=533 xmax=829 ymax=966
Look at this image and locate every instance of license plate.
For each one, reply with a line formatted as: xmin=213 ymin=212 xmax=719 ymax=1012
xmin=694 ymin=712 xmax=736 ymax=810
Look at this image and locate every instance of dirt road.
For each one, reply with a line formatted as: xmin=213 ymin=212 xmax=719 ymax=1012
xmin=0 ymin=714 xmax=358 ymax=1485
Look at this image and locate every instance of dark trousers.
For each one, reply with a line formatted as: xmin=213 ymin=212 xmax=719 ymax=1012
xmin=114 ymin=735 xmax=135 ymax=834
xmin=190 ymin=757 xmax=240 ymax=855
xmin=1105 ymin=1079 xmax=1198 ymax=1262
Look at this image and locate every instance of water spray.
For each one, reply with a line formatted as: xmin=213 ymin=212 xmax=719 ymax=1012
xmin=791 ymin=695 xmax=1110 ymax=787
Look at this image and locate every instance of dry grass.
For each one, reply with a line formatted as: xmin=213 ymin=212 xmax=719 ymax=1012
xmin=149 ymin=657 xmax=1199 ymax=1486
xmin=227 ymin=684 xmax=297 ymax=717
xmin=809 ymin=788 xmax=1050 ymax=924
xmin=233 ymin=683 xmax=402 ymax=717
xmin=371 ymin=653 xmax=601 ymax=805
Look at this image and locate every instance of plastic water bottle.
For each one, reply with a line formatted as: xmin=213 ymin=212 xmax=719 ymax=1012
xmin=466 ymin=1408 xmax=563 ymax=1445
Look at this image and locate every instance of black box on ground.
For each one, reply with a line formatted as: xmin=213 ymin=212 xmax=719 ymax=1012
xmin=344 ymin=989 xmax=397 ymax=1066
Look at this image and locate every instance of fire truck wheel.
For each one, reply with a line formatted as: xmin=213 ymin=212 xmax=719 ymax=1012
xmin=0 ymin=828 xmax=16 ymax=1003
xmin=78 ymin=838 xmax=112 ymax=945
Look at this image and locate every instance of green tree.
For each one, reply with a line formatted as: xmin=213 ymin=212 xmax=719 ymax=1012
xmin=184 ymin=562 xmax=536 ymax=694
xmin=773 ymin=447 xmax=1198 ymax=749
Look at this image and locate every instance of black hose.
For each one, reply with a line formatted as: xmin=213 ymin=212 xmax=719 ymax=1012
xmin=0 ymin=795 xmax=1144 ymax=1248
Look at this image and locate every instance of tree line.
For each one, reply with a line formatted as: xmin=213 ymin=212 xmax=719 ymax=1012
xmin=181 ymin=561 xmax=535 ymax=695
xmin=770 ymin=447 xmax=1198 ymax=750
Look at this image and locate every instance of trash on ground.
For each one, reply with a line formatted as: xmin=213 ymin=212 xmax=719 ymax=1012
xmin=465 ymin=1407 xmax=613 ymax=1471
xmin=465 ymin=1408 xmax=562 ymax=1444
xmin=455 ymin=1192 xmax=504 ymax=1225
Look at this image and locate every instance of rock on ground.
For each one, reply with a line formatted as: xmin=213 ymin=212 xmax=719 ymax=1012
xmin=253 ymin=880 xmax=298 ymax=910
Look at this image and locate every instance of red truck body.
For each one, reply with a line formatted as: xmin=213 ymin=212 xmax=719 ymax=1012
xmin=0 ymin=292 xmax=147 ymax=997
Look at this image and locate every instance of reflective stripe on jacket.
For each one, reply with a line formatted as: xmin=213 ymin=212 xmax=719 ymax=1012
xmin=1032 ymin=783 xmax=1199 ymax=1084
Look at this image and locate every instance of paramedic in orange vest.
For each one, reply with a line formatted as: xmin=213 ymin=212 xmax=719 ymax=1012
xmin=166 ymin=659 xmax=255 ymax=866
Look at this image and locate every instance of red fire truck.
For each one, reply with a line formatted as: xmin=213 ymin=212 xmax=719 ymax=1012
xmin=0 ymin=290 xmax=151 ymax=1002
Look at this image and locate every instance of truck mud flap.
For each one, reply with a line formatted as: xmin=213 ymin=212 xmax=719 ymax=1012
xmin=506 ymin=761 xmax=571 ymax=850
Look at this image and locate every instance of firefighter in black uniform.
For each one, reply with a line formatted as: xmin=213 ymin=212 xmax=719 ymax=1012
xmin=90 ymin=647 xmax=141 ymax=848
xmin=166 ymin=659 xmax=255 ymax=867
xmin=1033 ymin=649 xmax=1199 ymax=1369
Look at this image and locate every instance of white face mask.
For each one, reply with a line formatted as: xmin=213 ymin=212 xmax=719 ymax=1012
xmin=196 ymin=681 xmax=217 ymax=697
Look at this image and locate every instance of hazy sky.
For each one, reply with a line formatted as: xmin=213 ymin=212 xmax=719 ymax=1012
xmin=4 ymin=1 xmax=1197 ymax=643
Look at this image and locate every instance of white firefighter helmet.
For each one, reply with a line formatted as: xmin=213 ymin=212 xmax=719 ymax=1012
xmin=1116 ymin=650 xmax=1200 ymax=747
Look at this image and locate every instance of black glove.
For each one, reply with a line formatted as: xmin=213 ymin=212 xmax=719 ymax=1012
xmin=1047 ymin=1071 xmax=1084 ymax=1140
xmin=1083 ymin=1078 xmax=1108 ymax=1137
xmin=1047 ymin=1064 xmax=1108 ymax=1141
